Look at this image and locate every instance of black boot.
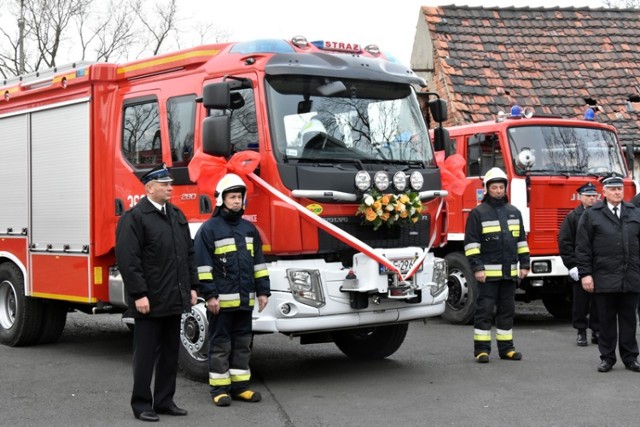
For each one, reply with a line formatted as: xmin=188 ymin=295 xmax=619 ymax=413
xmin=591 ymin=330 xmax=599 ymax=345
xmin=577 ymin=329 xmax=588 ymax=347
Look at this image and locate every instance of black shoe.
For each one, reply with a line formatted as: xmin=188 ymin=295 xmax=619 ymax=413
xmin=591 ymin=331 xmax=599 ymax=345
xmin=624 ymin=360 xmax=640 ymax=372
xmin=597 ymin=360 xmax=614 ymax=372
xmin=577 ymin=330 xmax=588 ymax=347
xmin=134 ymin=411 xmax=159 ymax=422
xmin=154 ymin=404 xmax=188 ymax=416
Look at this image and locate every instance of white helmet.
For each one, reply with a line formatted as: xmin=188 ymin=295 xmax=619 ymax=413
xmin=483 ymin=167 xmax=508 ymax=188
xmin=299 ymin=118 xmax=326 ymax=145
xmin=215 ymin=173 xmax=246 ymax=207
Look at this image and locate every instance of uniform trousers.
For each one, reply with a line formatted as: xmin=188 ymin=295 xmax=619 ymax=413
xmin=208 ymin=309 xmax=253 ymax=396
xmin=593 ymin=292 xmax=639 ymax=365
xmin=572 ymin=279 xmax=599 ymax=332
xmin=131 ymin=314 xmax=181 ymax=416
xmin=473 ymin=279 xmax=516 ymax=356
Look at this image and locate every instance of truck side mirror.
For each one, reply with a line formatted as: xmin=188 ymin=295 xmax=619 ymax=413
xmin=202 ymin=82 xmax=231 ymax=109
xmin=429 ymin=99 xmax=448 ymax=123
xmin=434 ymin=127 xmax=455 ymax=157
xmin=202 ymin=115 xmax=231 ymax=157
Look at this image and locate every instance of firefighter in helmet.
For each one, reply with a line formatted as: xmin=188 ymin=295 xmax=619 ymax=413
xmin=464 ymin=167 xmax=530 ymax=363
xmin=194 ymin=173 xmax=270 ymax=406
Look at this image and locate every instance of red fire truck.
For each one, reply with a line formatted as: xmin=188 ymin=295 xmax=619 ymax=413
xmin=0 ymin=36 xmax=449 ymax=378
xmin=435 ymin=108 xmax=636 ymax=324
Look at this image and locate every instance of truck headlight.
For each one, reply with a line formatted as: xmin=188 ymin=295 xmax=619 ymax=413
xmin=286 ymin=269 xmax=325 ymax=307
xmin=430 ymin=258 xmax=448 ymax=296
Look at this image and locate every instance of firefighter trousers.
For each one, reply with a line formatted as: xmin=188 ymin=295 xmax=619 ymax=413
xmin=572 ymin=279 xmax=599 ymax=332
xmin=207 ymin=309 xmax=253 ymax=396
xmin=473 ymin=279 xmax=516 ymax=356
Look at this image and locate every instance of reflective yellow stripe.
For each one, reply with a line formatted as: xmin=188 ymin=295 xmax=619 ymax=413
xmin=517 ymin=247 xmax=529 ymax=254
xmin=199 ymin=272 xmax=213 ymax=280
xmin=496 ymin=329 xmax=513 ymax=341
xmin=474 ymin=329 xmax=491 ymax=341
xmin=482 ymin=225 xmax=501 ymax=234
xmin=230 ymin=368 xmax=251 ymax=382
xmin=465 ymin=248 xmax=480 ymax=256
xmin=511 ymin=230 xmax=520 ymax=237
xmin=485 ymin=270 xmax=502 ymax=277
xmin=246 ymin=242 xmax=254 ymax=257
xmin=209 ymin=372 xmax=231 ymax=386
xmin=254 ymin=269 xmax=269 ymax=279
xmin=209 ymin=377 xmax=231 ymax=386
xmin=214 ymin=244 xmax=236 ymax=255
xmin=219 ymin=299 xmax=240 ymax=308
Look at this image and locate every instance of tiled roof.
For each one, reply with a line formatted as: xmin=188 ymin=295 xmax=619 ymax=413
xmin=418 ymin=5 xmax=640 ymax=145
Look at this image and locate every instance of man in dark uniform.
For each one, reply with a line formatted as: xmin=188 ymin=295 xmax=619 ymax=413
xmin=576 ymin=175 xmax=640 ymax=373
xmin=464 ymin=167 xmax=530 ymax=363
xmin=194 ymin=173 xmax=270 ymax=406
xmin=558 ymin=182 xmax=600 ymax=346
xmin=116 ymin=163 xmax=199 ymax=421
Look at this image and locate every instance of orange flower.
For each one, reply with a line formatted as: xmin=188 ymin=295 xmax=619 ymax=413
xmin=380 ymin=194 xmax=392 ymax=205
xmin=372 ymin=200 xmax=382 ymax=211
xmin=411 ymin=215 xmax=419 ymax=223
xmin=399 ymin=194 xmax=410 ymax=204
xmin=365 ymin=208 xmax=377 ymax=222
xmin=395 ymin=203 xmax=406 ymax=212
xmin=381 ymin=212 xmax=390 ymax=221
xmin=415 ymin=204 xmax=423 ymax=213
xmin=400 ymin=210 xmax=409 ymax=218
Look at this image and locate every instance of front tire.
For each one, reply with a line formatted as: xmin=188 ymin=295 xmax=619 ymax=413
xmin=0 ymin=263 xmax=43 ymax=346
xmin=442 ymin=252 xmax=477 ymax=325
xmin=332 ymin=323 xmax=408 ymax=359
xmin=178 ymin=302 xmax=209 ymax=382
xmin=542 ymin=294 xmax=572 ymax=320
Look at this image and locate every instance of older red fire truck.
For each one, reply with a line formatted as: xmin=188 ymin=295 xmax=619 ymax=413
xmin=435 ymin=107 xmax=636 ymax=324
xmin=0 ymin=36 xmax=449 ymax=377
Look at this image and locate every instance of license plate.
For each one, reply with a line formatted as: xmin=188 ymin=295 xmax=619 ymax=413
xmin=379 ymin=258 xmax=422 ymax=274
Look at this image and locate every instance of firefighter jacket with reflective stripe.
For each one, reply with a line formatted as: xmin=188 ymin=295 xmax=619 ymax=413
xmin=194 ymin=209 xmax=270 ymax=311
xmin=464 ymin=195 xmax=530 ymax=280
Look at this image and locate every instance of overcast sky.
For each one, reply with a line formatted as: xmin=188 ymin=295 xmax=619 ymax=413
xmin=184 ymin=0 xmax=601 ymax=66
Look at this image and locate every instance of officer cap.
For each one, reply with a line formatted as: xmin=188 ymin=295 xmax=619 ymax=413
xmin=140 ymin=163 xmax=173 ymax=184
xmin=576 ymin=182 xmax=598 ymax=195
xmin=601 ymin=175 xmax=623 ymax=188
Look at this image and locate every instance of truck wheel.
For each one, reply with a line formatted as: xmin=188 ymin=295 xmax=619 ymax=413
xmin=0 ymin=263 xmax=43 ymax=346
xmin=332 ymin=323 xmax=408 ymax=359
xmin=542 ymin=295 xmax=572 ymax=320
xmin=178 ymin=302 xmax=209 ymax=382
xmin=37 ymin=302 xmax=68 ymax=344
xmin=442 ymin=252 xmax=477 ymax=325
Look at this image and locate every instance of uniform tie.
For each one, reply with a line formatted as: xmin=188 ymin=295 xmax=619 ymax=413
xmin=613 ymin=206 xmax=619 ymax=219
xmin=161 ymin=205 xmax=166 ymax=215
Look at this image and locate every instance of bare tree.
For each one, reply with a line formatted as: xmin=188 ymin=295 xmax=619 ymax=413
xmin=0 ymin=0 xmax=229 ymax=79
xmin=602 ymin=0 xmax=640 ymax=7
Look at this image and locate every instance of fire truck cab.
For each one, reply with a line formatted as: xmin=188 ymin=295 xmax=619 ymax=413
xmin=0 ymin=37 xmax=449 ymax=378
xmin=436 ymin=108 xmax=635 ymax=324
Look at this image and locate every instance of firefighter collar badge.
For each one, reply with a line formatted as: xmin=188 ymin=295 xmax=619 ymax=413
xmin=141 ymin=163 xmax=174 ymax=184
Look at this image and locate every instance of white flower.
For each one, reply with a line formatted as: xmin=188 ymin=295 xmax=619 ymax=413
xmin=364 ymin=194 xmax=374 ymax=206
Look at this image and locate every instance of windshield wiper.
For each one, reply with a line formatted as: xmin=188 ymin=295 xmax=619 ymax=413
xmin=295 ymin=157 xmax=365 ymax=169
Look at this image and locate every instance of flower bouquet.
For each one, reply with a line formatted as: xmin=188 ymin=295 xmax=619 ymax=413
xmin=356 ymin=190 xmax=423 ymax=231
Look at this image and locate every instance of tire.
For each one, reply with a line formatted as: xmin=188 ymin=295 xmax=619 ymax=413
xmin=0 ymin=262 xmax=44 ymax=346
xmin=178 ymin=302 xmax=209 ymax=382
xmin=332 ymin=323 xmax=408 ymax=359
xmin=37 ymin=302 xmax=68 ymax=344
xmin=441 ymin=252 xmax=477 ymax=325
xmin=542 ymin=294 xmax=572 ymax=320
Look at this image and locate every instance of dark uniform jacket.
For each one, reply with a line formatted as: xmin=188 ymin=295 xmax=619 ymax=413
xmin=194 ymin=209 xmax=270 ymax=311
xmin=464 ymin=195 xmax=530 ymax=280
xmin=558 ymin=204 xmax=586 ymax=271
xmin=115 ymin=197 xmax=198 ymax=318
xmin=575 ymin=200 xmax=640 ymax=293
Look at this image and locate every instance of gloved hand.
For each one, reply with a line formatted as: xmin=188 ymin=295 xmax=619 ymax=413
xmin=569 ymin=267 xmax=579 ymax=281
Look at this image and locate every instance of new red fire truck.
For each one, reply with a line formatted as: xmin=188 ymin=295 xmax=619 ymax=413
xmin=435 ymin=107 xmax=636 ymax=324
xmin=0 ymin=36 xmax=449 ymax=378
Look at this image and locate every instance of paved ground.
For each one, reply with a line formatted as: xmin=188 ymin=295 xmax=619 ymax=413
xmin=1 ymin=302 xmax=639 ymax=427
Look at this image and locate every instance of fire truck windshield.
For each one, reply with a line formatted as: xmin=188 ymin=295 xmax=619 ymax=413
xmin=507 ymin=125 xmax=626 ymax=176
xmin=265 ymin=75 xmax=435 ymax=166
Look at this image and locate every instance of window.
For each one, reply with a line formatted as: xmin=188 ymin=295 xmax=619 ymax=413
xmin=122 ymin=98 xmax=161 ymax=168
xmin=167 ymin=95 xmax=196 ymax=166
xmin=466 ymin=133 xmax=503 ymax=177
